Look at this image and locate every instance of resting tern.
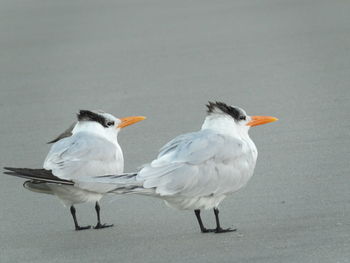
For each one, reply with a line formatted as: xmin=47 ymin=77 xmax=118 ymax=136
xmin=86 ymin=102 xmax=277 ymax=233
xmin=4 ymin=110 xmax=145 ymax=230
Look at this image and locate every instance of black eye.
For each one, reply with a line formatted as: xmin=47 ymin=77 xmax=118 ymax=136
xmin=107 ymin=121 xmax=115 ymax=127
xmin=239 ymin=116 xmax=246 ymax=121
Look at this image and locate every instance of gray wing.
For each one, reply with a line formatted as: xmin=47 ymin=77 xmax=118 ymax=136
xmin=154 ymin=130 xmax=229 ymax=166
xmin=47 ymin=122 xmax=76 ymax=144
xmin=158 ymin=132 xmax=198 ymax=157
xmin=138 ymin=129 xmax=243 ymax=196
xmin=44 ymin=132 xmax=120 ymax=180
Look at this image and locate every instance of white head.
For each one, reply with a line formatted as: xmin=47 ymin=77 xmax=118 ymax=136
xmin=72 ymin=110 xmax=146 ymax=143
xmin=201 ymin=101 xmax=278 ymax=138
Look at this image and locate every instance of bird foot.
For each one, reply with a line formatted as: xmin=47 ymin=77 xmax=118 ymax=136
xmin=201 ymin=227 xmax=237 ymax=233
xmin=94 ymin=223 xmax=114 ymax=229
xmin=75 ymin=225 xmax=91 ymax=231
xmin=214 ymin=227 xmax=237 ymax=233
xmin=201 ymin=228 xmax=215 ymax=233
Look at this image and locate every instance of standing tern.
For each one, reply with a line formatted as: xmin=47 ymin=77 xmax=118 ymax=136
xmin=85 ymin=102 xmax=277 ymax=233
xmin=4 ymin=110 xmax=145 ymax=230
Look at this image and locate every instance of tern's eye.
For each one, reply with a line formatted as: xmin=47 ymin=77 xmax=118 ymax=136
xmin=107 ymin=121 xmax=115 ymax=127
xmin=239 ymin=116 xmax=246 ymax=121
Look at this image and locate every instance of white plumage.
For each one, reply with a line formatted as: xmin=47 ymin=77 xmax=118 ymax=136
xmin=6 ymin=110 xmax=145 ymax=230
xmin=83 ymin=102 xmax=277 ymax=233
xmin=139 ymin=128 xmax=256 ymax=208
xmin=42 ymin=132 xmax=122 ymax=204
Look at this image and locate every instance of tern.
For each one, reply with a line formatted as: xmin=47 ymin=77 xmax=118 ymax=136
xmin=85 ymin=102 xmax=278 ymax=233
xmin=4 ymin=110 xmax=145 ymax=230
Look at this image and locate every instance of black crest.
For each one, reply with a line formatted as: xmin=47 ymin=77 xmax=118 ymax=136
xmin=206 ymin=101 xmax=241 ymax=121
xmin=77 ymin=110 xmax=108 ymax=127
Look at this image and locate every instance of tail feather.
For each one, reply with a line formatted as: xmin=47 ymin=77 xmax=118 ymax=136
xmin=81 ymin=172 xmax=156 ymax=195
xmin=23 ymin=180 xmax=55 ymax=195
xmin=91 ymin=172 xmax=139 ymax=184
xmin=3 ymin=167 xmax=73 ymax=185
xmin=108 ymin=186 xmax=155 ymax=195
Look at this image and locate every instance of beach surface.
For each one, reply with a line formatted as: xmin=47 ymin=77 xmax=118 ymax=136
xmin=1 ymin=0 xmax=350 ymax=262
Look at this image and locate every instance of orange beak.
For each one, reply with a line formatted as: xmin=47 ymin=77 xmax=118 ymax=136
xmin=247 ymin=116 xmax=278 ymax=127
xmin=118 ymin=116 xmax=146 ymax=128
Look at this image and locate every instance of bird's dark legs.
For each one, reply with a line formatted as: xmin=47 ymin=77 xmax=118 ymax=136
xmin=194 ymin=209 xmax=214 ymax=233
xmin=194 ymin=208 xmax=236 ymax=233
xmin=213 ymin=208 xmax=236 ymax=233
xmin=95 ymin=201 xmax=101 ymax=225
xmin=93 ymin=201 xmax=113 ymax=229
xmin=70 ymin=205 xmax=91 ymax=231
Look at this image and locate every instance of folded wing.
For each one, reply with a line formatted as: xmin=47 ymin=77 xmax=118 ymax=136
xmin=44 ymin=132 xmax=120 ymax=180
xmin=138 ymin=129 xmax=244 ymax=197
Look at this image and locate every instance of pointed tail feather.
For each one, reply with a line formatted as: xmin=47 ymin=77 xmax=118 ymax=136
xmin=3 ymin=167 xmax=73 ymax=185
xmin=91 ymin=172 xmax=139 ymax=184
xmin=78 ymin=172 xmax=156 ymax=195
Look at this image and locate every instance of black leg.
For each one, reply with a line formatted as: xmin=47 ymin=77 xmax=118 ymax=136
xmin=213 ymin=208 xmax=236 ymax=233
xmin=70 ymin=205 xmax=91 ymax=231
xmin=93 ymin=202 xmax=113 ymax=229
xmin=194 ymin=209 xmax=214 ymax=233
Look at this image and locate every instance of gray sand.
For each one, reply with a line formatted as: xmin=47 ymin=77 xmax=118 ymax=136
xmin=1 ymin=0 xmax=350 ymax=262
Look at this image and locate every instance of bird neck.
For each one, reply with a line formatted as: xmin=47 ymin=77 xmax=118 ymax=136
xmin=201 ymin=114 xmax=250 ymax=139
xmin=72 ymin=122 xmax=119 ymax=144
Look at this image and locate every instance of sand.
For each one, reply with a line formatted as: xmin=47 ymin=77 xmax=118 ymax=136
xmin=1 ymin=0 xmax=350 ymax=262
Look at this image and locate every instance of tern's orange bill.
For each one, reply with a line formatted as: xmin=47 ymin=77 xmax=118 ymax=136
xmin=118 ymin=116 xmax=146 ymax=128
xmin=247 ymin=116 xmax=278 ymax=127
